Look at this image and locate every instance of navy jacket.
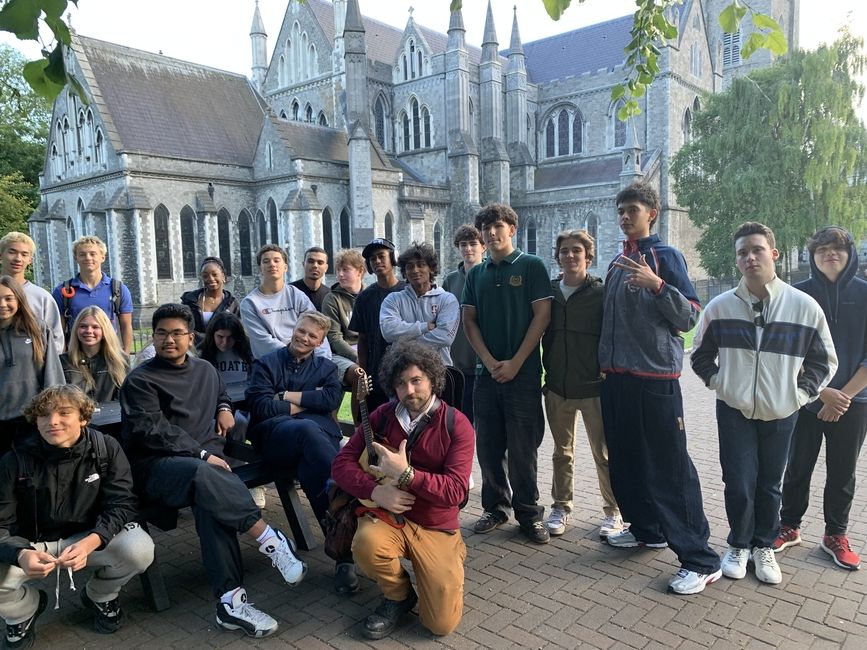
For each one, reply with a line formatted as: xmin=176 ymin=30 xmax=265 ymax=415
xmin=795 ymin=237 xmax=867 ymax=408
xmin=246 ymin=347 xmax=343 ymax=440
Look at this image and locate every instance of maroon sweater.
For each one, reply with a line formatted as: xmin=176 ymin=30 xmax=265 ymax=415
xmin=332 ymin=400 xmax=474 ymax=530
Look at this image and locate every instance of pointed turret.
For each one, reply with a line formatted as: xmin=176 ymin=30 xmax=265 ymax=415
xmin=508 ymin=5 xmax=525 ymax=71
xmin=481 ymin=0 xmax=498 ymax=63
xmin=249 ymin=0 xmax=268 ymax=92
xmin=344 ymin=0 xmax=364 ymax=34
xmin=620 ymin=119 xmax=644 ymax=181
xmin=447 ymin=5 xmax=466 ymax=51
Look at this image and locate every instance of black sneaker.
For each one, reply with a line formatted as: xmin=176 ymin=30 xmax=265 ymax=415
xmin=80 ymin=589 xmax=122 ymax=634
xmin=5 ymin=589 xmax=47 ymax=649
xmin=334 ymin=562 xmax=360 ymax=595
xmin=215 ymin=588 xmax=278 ymax=638
xmin=473 ymin=511 xmax=508 ymax=534
xmin=520 ymin=521 xmax=551 ymax=544
xmin=362 ymin=587 xmax=418 ymax=640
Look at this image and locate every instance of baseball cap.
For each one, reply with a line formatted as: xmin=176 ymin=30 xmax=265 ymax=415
xmin=361 ymin=238 xmax=396 ymax=259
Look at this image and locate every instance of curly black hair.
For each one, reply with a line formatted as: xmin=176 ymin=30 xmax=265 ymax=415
xmin=378 ymin=338 xmax=446 ymax=397
xmin=397 ymin=241 xmax=438 ymax=282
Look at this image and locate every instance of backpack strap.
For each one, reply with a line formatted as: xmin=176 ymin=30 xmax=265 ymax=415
xmin=12 ymin=445 xmax=33 ymax=494
xmin=110 ymin=278 xmax=122 ymax=320
xmin=446 ymin=405 xmax=455 ymax=438
xmin=61 ymin=279 xmax=74 ymax=319
xmin=86 ymin=428 xmax=110 ymax=478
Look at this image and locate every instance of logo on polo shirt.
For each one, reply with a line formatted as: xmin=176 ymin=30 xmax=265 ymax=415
xmin=509 ymin=275 xmax=523 ymax=287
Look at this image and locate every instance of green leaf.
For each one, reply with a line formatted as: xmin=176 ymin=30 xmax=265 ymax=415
xmin=44 ymin=14 xmax=71 ymax=45
xmin=718 ymin=1 xmax=747 ymax=34
xmin=41 ymin=0 xmax=69 ymax=19
xmin=631 ymin=82 xmax=646 ymax=98
xmin=0 ymin=0 xmax=42 ymax=40
xmin=542 ymin=0 xmax=572 ymax=21
xmin=44 ymin=43 xmax=66 ymax=84
xmin=663 ymin=23 xmax=679 ymax=40
xmin=765 ymin=29 xmax=789 ymax=56
xmin=22 ymin=58 xmax=65 ymax=100
xmin=741 ymin=32 xmax=767 ymax=60
xmin=611 ymin=85 xmax=626 ymax=101
xmin=751 ymin=13 xmax=781 ymax=32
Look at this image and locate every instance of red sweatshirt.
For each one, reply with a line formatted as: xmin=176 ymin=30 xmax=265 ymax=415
xmin=331 ymin=400 xmax=474 ymax=530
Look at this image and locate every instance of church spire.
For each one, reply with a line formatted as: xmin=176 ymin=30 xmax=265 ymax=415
xmin=620 ymin=119 xmax=644 ymax=180
xmin=509 ymin=5 xmax=524 ymax=55
xmin=447 ymin=4 xmax=466 ymax=51
xmin=481 ymin=0 xmax=498 ymax=62
xmin=249 ymin=0 xmax=267 ymax=92
xmin=344 ymin=0 xmax=364 ymax=34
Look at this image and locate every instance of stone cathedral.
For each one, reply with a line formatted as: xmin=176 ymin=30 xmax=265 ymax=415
xmin=29 ymin=0 xmax=798 ymax=320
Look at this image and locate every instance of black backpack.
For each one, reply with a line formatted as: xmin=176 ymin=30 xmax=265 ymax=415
xmin=60 ymin=277 xmax=123 ymax=342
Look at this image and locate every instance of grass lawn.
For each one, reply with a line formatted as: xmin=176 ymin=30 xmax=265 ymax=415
xmin=682 ymin=325 xmax=697 ymax=351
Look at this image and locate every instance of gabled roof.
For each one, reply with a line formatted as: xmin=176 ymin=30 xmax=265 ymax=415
xmin=304 ymin=0 xmax=483 ymax=66
xmin=268 ymin=116 xmax=392 ymax=171
xmin=508 ymin=15 xmax=633 ymax=84
xmin=75 ymin=35 xmax=267 ymax=166
xmin=534 ymin=150 xmax=659 ymax=189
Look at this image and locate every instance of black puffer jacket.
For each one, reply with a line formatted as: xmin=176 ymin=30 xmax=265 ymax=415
xmin=0 ymin=427 xmax=138 ymax=565
xmin=180 ymin=289 xmax=240 ymax=340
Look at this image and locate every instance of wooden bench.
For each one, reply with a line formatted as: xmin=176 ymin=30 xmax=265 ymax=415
xmin=92 ymin=403 xmax=318 ymax=612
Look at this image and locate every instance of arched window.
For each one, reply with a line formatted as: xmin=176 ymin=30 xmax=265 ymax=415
xmin=94 ymin=129 xmax=104 ymax=164
xmin=723 ymin=30 xmax=741 ymax=67
xmin=305 ymin=104 xmax=313 ymax=122
xmin=154 ymin=204 xmax=172 ymax=280
xmin=545 ymin=120 xmax=555 ymax=158
xmin=292 ymin=100 xmax=299 ymax=120
xmin=411 ymin=98 xmax=421 ymax=150
xmin=572 ymin=112 xmax=583 ymax=153
xmin=180 ymin=206 xmax=197 ymax=278
xmin=322 ymin=208 xmax=334 ymax=263
xmin=339 ymin=209 xmax=351 ymax=248
xmin=50 ymin=145 xmax=60 ymax=179
xmin=409 ymin=40 xmax=416 ymax=78
xmin=318 ymin=112 xmax=328 ymax=126
xmin=300 ymin=31 xmax=309 ymax=80
xmin=278 ymin=54 xmax=286 ymax=86
xmin=266 ymin=142 xmax=273 ymax=170
xmin=433 ymin=221 xmax=442 ymax=261
xmin=422 ymin=106 xmax=431 ymax=148
xmin=613 ymin=101 xmax=626 ymax=148
xmin=557 ymin=110 xmax=569 ymax=157
xmin=525 ymin=219 xmax=537 ymax=256
xmin=76 ymin=111 xmax=85 ymax=162
xmin=693 ymin=97 xmax=701 ymax=113
xmin=85 ymin=110 xmax=94 ymax=161
xmin=217 ymin=209 xmax=232 ymax=275
xmin=61 ymin=117 xmax=70 ymax=169
xmin=385 ymin=212 xmax=394 ymax=243
xmin=280 ymin=109 xmax=288 ymax=119
xmin=401 ymin=54 xmax=408 ymax=81
xmin=66 ymin=217 xmax=76 ymax=272
xmin=309 ymin=44 xmax=316 ymax=78
xmin=268 ymin=199 xmax=279 ymax=243
xmin=374 ymin=96 xmax=386 ymax=148
xmin=683 ymin=108 xmax=692 ymax=144
xmin=256 ymin=209 xmax=267 ymax=247
xmin=585 ymin=213 xmax=599 ymax=252
xmin=401 ymin=111 xmax=410 ymax=152
xmin=417 ymin=49 xmax=423 ymax=76
xmin=238 ymin=211 xmax=253 ymax=276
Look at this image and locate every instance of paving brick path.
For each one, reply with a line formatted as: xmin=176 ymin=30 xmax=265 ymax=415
xmin=30 ymin=369 xmax=867 ymax=648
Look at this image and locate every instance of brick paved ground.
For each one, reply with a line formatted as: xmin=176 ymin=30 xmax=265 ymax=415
xmin=28 ymin=368 xmax=867 ymax=648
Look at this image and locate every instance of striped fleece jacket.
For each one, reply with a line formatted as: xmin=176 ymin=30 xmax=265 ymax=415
xmin=691 ymin=276 xmax=837 ymax=421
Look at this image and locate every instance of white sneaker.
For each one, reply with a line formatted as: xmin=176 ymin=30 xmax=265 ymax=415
xmin=260 ymin=529 xmax=307 ymax=585
xmin=606 ymin=529 xmax=668 ymax=549
xmin=721 ymin=546 xmax=749 ymax=579
xmin=546 ymin=507 xmax=570 ymax=536
xmin=249 ymin=486 xmax=266 ymax=509
xmin=751 ymin=547 xmax=782 ymax=584
xmin=599 ymin=515 xmax=624 ymax=539
xmin=668 ymin=568 xmax=723 ymax=595
xmin=215 ymin=588 xmax=278 ymax=638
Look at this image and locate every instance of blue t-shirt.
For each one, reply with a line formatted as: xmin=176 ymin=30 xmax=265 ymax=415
xmin=52 ymin=273 xmax=134 ymax=327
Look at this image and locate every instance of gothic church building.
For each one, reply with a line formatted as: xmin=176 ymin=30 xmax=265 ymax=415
xmin=30 ymin=0 xmax=799 ymax=318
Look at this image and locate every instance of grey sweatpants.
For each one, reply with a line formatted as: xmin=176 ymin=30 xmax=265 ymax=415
xmin=0 ymin=523 xmax=154 ymax=624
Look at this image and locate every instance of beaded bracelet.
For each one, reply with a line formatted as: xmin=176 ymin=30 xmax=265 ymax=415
xmin=397 ymin=465 xmax=414 ymax=489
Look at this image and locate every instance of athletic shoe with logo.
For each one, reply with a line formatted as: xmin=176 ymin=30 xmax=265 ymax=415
xmin=721 ymin=546 xmax=749 ymax=579
xmin=599 ymin=514 xmax=624 ymax=539
xmin=772 ymin=525 xmax=801 ymax=552
xmin=260 ymin=529 xmax=307 ymax=585
xmin=821 ymin=534 xmax=861 ymax=570
xmin=606 ymin=529 xmax=668 ymax=549
xmin=751 ymin=547 xmax=782 ymax=584
xmin=668 ymin=568 xmax=723 ymax=595
xmin=80 ymin=589 xmax=122 ymax=634
xmin=215 ymin=588 xmax=278 ymax=638
xmin=546 ymin=507 xmax=570 ymax=536
xmin=4 ymin=589 xmax=47 ymax=649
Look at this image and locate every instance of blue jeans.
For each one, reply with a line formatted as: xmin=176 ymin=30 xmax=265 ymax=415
xmin=474 ymin=374 xmax=545 ymax=526
xmin=716 ymin=401 xmax=798 ymax=548
xmin=601 ymin=373 xmax=720 ymax=574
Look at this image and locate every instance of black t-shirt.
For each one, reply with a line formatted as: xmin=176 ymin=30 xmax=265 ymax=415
xmin=290 ymin=279 xmax=331 ymax=311
xmin=348 ymin=280 xmax=406 ymax=384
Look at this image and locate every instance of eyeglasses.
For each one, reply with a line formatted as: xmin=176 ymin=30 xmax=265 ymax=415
xmin=153 ymin=329 xmax=191 ymax=341
xmin=752 ymin=301 xmax=765 ymax=328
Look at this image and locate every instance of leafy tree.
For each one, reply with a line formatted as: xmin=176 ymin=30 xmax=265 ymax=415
xmin=0 ymin=44 xmax=50 ymax=232
xmin=1 ymin=0 xmax=785 ymax=120
xmin=671 ymin=33 xmax=867 ymax=277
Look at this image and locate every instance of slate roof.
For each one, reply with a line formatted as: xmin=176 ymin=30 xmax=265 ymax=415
xmin=534 ymin=150 xmax=659 ymax=189
xmin=269 ymin=116 xmax=392 ymax=171
xmin=76 ymin=35 xmax=267 ymax=166
xmin=508 ymin=15 xmax=634 ymax=84
xmin=305 ymin=0 xmax=484 ymax=66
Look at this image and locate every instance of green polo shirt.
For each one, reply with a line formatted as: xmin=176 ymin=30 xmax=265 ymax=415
xmin=461 ymin=249 xmax=553 ymax=377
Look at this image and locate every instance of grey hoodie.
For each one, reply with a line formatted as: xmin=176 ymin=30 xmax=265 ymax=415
xmin=0 ymin=324 xmax=65 ymax=420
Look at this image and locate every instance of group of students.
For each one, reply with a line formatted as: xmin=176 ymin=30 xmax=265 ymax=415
xmin=0 ymin=181 xmax=865 ymax=644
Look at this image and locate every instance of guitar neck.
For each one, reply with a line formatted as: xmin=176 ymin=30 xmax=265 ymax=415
xmin=359 ymin=399 xmax=376 ymax=462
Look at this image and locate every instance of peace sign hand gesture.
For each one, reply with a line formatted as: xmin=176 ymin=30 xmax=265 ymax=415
xmin=613 ymin=254 xmax=663 ymax=292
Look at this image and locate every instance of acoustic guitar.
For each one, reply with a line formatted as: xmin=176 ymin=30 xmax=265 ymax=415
xmin=354 ymin=368 xmax=397 ymax=510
